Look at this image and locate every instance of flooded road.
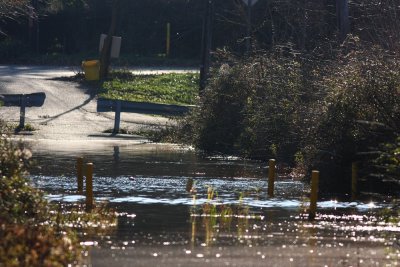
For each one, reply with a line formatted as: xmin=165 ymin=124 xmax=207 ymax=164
xmin=28 ymin=143 xmax=400 ymax=266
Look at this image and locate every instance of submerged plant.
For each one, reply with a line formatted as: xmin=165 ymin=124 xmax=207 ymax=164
xmin=190 ymin=186 xmax=264 ymax=246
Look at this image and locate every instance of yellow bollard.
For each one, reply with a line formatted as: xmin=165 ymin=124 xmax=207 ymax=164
xmin=77 ymin=157 xmax=84 ymax=194
xmin=268 ymin=159 xmax=276 ymax=197
xmin=166 ymin=23 xmax=171 ymax=57
xmin=85 ymin=163 xmax=94 ymax=212
xmin=309 ymin=170 xmax=319 ymax=220
xmin=352 ymin=162 xmax=358 ymax=200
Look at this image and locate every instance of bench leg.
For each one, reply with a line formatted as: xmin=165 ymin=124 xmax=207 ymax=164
xmin=113 ymin=100 xmax=121 ymax=134
xmin=18 ymin=95 xmax=26 ymax=130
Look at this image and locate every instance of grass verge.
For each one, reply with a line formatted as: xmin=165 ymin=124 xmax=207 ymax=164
xmin=100 ymin=71 xmax=199 ymax=106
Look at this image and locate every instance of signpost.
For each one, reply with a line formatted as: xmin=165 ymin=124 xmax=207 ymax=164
xmin=99 ymin=34 xmax=122 ymax=58
xmin=0 ymin=92 xmax=46 ymax=129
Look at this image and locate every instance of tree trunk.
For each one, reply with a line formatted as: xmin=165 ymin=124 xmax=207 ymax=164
xmin=199 ymin=0 xmax=214 ymax=92
xmin=336 ymin=0 xmax=349 ymax=41
xmin=99 ymin=0 xmax=120 ymax=80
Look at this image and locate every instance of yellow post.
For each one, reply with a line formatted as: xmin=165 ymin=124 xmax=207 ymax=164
xmin=268 ymin=159 xmax=276 ymax=197
xmin=85 ymin=163 xmax=94 ymax=212
xmin=309 ymin=170 xmax=319 ymax=220
xmin=77 ymin=157 xmax=84 ymax=194
xmin=352 ymin=162 xmax=358 ymax=200
xmin=166 ymin=23 xmax=171 ymax=57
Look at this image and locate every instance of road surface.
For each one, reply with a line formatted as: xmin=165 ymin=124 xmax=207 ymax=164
xmin=0 ymin=65 xmax=194 ymax=148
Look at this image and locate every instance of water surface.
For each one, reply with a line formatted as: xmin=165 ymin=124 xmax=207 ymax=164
xmin=29 ymin=144 xmax=400 ymax=267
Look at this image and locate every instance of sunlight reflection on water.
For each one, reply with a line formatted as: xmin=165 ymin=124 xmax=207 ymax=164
xmin=28 ymin=145 xmax=400 ymax=266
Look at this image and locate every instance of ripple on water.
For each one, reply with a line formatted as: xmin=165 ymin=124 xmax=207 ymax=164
xmin=37 ymin=175 xmax=388 ymax=213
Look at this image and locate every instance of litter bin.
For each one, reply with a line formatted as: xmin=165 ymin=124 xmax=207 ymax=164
xmin=82 ymin=60 xmax=100 ymax=81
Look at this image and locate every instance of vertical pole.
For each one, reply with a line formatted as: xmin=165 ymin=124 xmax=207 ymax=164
xmin=246 ymin=0 xmax=252 ymax=53
xmin=77 ymin=157 xmax=84 ymax=194
xmin=268 ymin=159 xmax=276 ymax=197
xmin=113 ymin=100 xmax=121 ymax=134
xmin=186 ymin=178 xmax=194 ymax=192
xmin=19 ymin=95 xmax=26 ymax=129
xmin=30 ymin=0 xmax=39 ymax=54
xmin=337 ymin=0 xmax=349 ymax=41
xmin=309 ymin=170 xmax=319 ymax=220
xmin=99 ymin=0 xmax=120 ymax=79
xmin=36 ymin=10 xmax=39 ymax=54
xmin=85 ymin=163 xmax=94 ymax=212
xmin=351 ymin=162 xmax=358 ymax=200
xmin=166 ymin=23 xmax=171 ymax=57
xmin=199 ymin=0 xmax=214 ymax=92
xmin=28 ymin=6 xmax=33 ymax=51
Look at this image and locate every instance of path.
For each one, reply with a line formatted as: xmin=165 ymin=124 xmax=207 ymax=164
xmin=0 ymin=65 xmax=195 ymax=147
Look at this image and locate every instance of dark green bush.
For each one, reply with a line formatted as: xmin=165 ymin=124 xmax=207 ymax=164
xmin=375 ymin=137 xmax=400 ymax=185
xmin=307 ymin=40 xmax=400 ymax=194
xmin=0 ymin=38 xmax=29 ymax=62
xmin=187 ymin=50 xmax=308 ymax=162
xmin=183 ymin=40 xmax=399 ymax=196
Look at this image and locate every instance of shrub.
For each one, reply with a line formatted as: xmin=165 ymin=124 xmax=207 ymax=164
xmin=188 ymin=50 xmax=307 ymax=161
xmin=307 ymin=40 xmax=400 ymax=194
xmin=0 ymin=121 xmax=81 ymax=266
xmin=183 ymin=40 xmax=400 ymax=196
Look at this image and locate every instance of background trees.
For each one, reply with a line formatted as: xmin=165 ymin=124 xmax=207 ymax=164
xmin=0 ymin=0 xmax=399 ymax=60
xmin=0 ymin=0 xmax=399 ymax=194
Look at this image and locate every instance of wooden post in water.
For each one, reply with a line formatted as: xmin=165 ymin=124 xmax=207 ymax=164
xmin=309 ymin=170 xmax=319 ymax=220
xmin=268 ymin=159 xmax=276 ymax=197
xmin=352 ymin=162 xmax=358 ymax=200
xmin=86 ymin=163 xmax=94 ymax=212
xmin=186 ymin=178 xmax=194 ymax=192
xmin=76 ymin=157 xmax=84 ymax=194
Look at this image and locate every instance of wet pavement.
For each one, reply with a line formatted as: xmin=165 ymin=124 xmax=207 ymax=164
xmin=0 ymin=65 xmax=181 ymax=142
xmin=28 ymin=144 xmax=400 ymax=267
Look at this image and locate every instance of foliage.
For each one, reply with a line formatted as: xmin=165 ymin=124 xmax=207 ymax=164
xmin=45 ymin=0 xmax=88 ymax=14
xmin=374 ymin=137 xmax=400 ymax=186
xmin=0 ymin=224 xmax=80 ymax=267
xmin=0 ymin=38 xmax=29 ymax=60
xmin=2 ymin=0 xmax=400 ymax=61
xmin=0 ymin=0 xmax=30 ymax=20
xmin=181 ymin=40 xmax=400 ymax=195
xmin=100 ymin=71 xmax=199 ymax=105
xmin=351 ymin=0 xmax=400 ymax=52
xmin=306 ymin=40 xmax=400 ymax=193
xmin=379 ymin=199 xmax=400 ymax=223
xmin=186 ymin=49 xmax=306 ymax=161
xmin=0 ymin=128 xmax=80 ymax=265
xmin=191 ymin=185 xmax=257 ymax=219
xmin=0 ymin=131 xmax=32 ymax=179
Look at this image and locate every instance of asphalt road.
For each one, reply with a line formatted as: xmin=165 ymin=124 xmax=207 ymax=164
xmin=0 ymin=65 xmax=192 ymax=147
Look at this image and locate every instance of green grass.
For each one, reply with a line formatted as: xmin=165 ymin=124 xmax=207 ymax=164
xmin=100 ymin=71 xmax=199 ymax=106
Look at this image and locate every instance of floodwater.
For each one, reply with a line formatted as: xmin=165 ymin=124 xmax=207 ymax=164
xmin=28 ymin=143 xmax=400 ymax=267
